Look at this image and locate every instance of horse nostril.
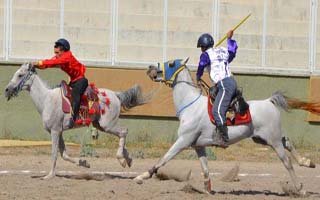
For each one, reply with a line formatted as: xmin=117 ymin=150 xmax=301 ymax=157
xmin=5 ymin=88 xmax=8 ymax=92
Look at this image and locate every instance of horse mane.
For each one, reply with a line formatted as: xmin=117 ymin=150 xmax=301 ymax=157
xmin=33 ymin=72 xmax=53 ymax=90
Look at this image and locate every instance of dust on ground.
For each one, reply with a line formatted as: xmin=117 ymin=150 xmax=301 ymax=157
xmin=0 ymin=146 xmax=319 ymax=200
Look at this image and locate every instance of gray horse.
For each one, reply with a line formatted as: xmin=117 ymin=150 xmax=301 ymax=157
xmin=134 ymin=58 xmax=319 ymax=195
xmin=5 ymin=63 xmax=148 ymax=179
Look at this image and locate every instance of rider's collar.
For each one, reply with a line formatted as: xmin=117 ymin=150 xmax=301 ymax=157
xmin=160 ymin=59 xmax=185 ymax=86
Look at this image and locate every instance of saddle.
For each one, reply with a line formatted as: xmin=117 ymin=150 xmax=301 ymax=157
xmin=207 ymin=88 xmax=252 ymax=126
xmin=60 ymin=80 xmax=102 ymax=126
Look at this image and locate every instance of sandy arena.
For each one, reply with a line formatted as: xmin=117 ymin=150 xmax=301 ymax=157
xmin=0 ymin=146 xmax=319 ymax=200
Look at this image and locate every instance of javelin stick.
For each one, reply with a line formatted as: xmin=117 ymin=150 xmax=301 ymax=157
xmin=214 ymin=13 xmax=251 ymax=47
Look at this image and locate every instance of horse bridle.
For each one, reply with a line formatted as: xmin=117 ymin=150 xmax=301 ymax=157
xmin=12 ymin=66 xmax=36 ymax=96
xmin=169 ymin=66 xmax=199 ymax=88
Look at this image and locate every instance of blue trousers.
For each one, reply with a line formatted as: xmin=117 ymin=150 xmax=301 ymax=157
xmin=212 ymin=77 xmax=237 ymax=126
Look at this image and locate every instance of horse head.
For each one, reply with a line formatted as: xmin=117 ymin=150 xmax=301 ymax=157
xmin=4 ymin=62 xmax=36 ymax=101
xmin=146 ymin=57 xmax=189 ymax=85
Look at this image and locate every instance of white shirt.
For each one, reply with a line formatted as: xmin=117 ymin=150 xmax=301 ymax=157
xmin=206 ymin=47 xmax=231 ymax=84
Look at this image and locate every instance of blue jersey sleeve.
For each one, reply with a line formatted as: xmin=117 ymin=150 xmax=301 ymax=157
xmin=196 ymin=52 xmax=210 ymax=81
xmin=227 ymin=39 xmax=238 ymax=63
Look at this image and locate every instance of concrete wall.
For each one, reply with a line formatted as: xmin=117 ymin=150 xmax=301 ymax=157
xmin=0 ymin=0 xmax=319 ymax=75
xmin=0 ymin=1 xmax=319 ymax=144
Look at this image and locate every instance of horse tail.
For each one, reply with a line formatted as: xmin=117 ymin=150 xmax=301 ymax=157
xmin=269 ymin=91 xmax=320 ymax=115
xmin=269 ymin=91 xmax=289 ymax=112
xmin=286 ymin=97 xmax=320 ymax=115
xmin=116 ymin=84 xmax=151 ymax=111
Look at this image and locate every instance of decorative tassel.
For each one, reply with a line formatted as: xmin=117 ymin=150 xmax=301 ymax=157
xmin=100 ymin=91 xmax=106 ymax=97
xmin=75 ymin=119 xmax=83 ymax=125
xmin=85 ymin=118 xmax=91 ymax=126
xmin=105 ymin=98 xmax=110 ymax=106
xmin=88 ymin=108 xmax=95 ymax=115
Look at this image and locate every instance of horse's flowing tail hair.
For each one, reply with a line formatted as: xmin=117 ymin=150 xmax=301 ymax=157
xmin=116 ymin=84 xmax=152 ymax=111
xmin=269 ymin=91 xmax=320 ymax=115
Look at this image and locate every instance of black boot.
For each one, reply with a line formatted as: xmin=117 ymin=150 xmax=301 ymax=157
xmin=218 ymin=124 xmax=229 ymax=143
xmin=212 ymin=124 xmax=229 ymax=148
xmin=68 ymin=117 xmax=75 ymax=129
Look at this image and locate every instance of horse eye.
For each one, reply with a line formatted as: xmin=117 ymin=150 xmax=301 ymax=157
xmin=18 ymin=74 xmax=23 ymax=78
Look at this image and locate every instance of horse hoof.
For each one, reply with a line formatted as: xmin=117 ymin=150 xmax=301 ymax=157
xmin=309 ymin=161 xmax=316 ymax=168
xmin=204 ymin=178 xmax=212 ymax=193
xmin=134 ymin=171 xmax=151 ymax=184
xmin=126 ymin=157 xmax=133 ymax=168
xmin=79 ymin=159 xmax=90 ymax=168
xmin=134 ymin=176 xmax=143 ymax=184
xmin=118 ymin=158 xmax=127 ymax=168
xmin=41 ymin=174 xmax=55 ymax=180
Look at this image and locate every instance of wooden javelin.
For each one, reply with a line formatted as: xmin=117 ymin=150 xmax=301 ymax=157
xmin=214 ymin=13 xmax=251 ymax=47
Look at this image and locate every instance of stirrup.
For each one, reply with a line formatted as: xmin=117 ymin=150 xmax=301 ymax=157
xmin=212 ymin=134 xmax=228 ymax=148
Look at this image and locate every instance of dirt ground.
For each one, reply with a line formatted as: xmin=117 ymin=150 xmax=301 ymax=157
xmin=0 ymin=146 xmax=319 ymax=200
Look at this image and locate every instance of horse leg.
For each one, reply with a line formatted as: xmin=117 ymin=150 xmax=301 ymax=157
xmin=282 ymin=136 xmax=315 ymax=168
xmin=272 ymin=142 xmax=304 ymax=193
xmin=195 ymin=147 xmax=212 ymax=193
xmin=106 ymin=126 xmax=132 ymax=168
xmin=58 ymin=134 xmax=90 ymax=168
xmin=134 ymin=133 xmax=195 ymax=184
xmin=42 ymin=130 xmax=60 ymax=180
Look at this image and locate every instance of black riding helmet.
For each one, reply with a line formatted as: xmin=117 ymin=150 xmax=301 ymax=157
xmin=54 ymin=38 xmax=70 ymax=51
xmin=197 ymin=33 xmax=214 ymax=49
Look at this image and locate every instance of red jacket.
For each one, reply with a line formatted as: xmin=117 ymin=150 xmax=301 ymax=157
xmin=39 ymin=51 xmax=86 ymax=83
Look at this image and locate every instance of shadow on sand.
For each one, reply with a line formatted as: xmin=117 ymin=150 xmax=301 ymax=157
xmin=31 ymin=172 xmax=136 ymax=181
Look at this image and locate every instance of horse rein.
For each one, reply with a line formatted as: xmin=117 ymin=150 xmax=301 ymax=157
xmin=173 ymin=76 xmax=204 ymax=117
xmin=15 ymin=68 xmax=36 ymax=94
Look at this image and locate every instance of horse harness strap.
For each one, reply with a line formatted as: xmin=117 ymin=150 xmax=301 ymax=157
xmin=16 ymin=70 xmax=36 ymax=92
xmin=173 ymin=80 xmax=198 ymax=88
xmin=176 ymin=92 xmax=202 ymax=117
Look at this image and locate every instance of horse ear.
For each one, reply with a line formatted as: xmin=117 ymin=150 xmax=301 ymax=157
xmin=168 ymin=60 xmax=175 ymax=68
xmin=182 ymin=57 xmax=189 ymax=65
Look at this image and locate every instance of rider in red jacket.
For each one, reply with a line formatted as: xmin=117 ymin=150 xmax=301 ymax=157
xmin=33 ymin=38 xmax=88 ymax=128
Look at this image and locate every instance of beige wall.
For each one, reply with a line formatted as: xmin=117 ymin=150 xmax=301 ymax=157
xmin=86 ymin=67 xmax=177 ymax=117
xmin=64 ymin=0 xmax=111 ymax=61
xmin=0 ymin=0 xmax=319 ymax=75
xmin=117 ymin=0 xmax=163 ymax=63
xmin=11 ymin=0 xmax=60 ymax=58
xmin=317 ymin=4 xmax=320 ymax=71
xmin=0 ymin=0 xmax=5 ymax=58
xmin=308 ymin=76 xmax=320 ymax=122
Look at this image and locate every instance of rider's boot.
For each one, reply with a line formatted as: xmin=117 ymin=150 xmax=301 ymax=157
xmin=212 ymin=124 xmax=229 ymax=148
xmin=68 ymin=117 xmax=75 ymax=129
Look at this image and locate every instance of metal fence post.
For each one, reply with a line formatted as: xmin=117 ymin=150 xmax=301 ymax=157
xmin=59 ymin=0 xmax=64 ymax=38
xmin=163 ymin=0 xmax=168 ymax=62
xmin=111 ymin=0 xmax=118 ymax=66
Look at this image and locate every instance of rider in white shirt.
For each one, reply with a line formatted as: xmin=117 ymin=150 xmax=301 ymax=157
xmin=196 ymin=30 xmax=238 ymax=148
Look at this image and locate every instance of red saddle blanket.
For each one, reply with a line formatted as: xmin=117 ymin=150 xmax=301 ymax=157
xmin=60 ymin=81 xmax=104 ymax=126
xmin=207 ymin=96 xmax=252 ymax=126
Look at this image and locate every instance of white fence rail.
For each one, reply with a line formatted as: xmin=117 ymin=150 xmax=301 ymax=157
xmin=1 ymin=0 xmax=320 ymax=76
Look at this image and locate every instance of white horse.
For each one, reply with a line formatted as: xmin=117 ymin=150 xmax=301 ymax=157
xmin=5 ymin=63 xmax=149 ymax=179
xmin=134 ymin=58 xmax=319 ymax=195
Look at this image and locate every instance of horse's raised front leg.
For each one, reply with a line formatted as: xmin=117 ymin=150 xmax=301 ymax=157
xmin=134 ymin=131 xmax=196 ymax=184
xmin=195 ymin=147 xmax=212 ymax=193
xmin=58 ymin=134 xmax=90 ymax=168
xmin=42 ymin=130 xmax=60 ymax=180
xmin=282 ymin=136 xmax=315 ymax=168
xmin=107 ymin=126 xmax=132 ymax=168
